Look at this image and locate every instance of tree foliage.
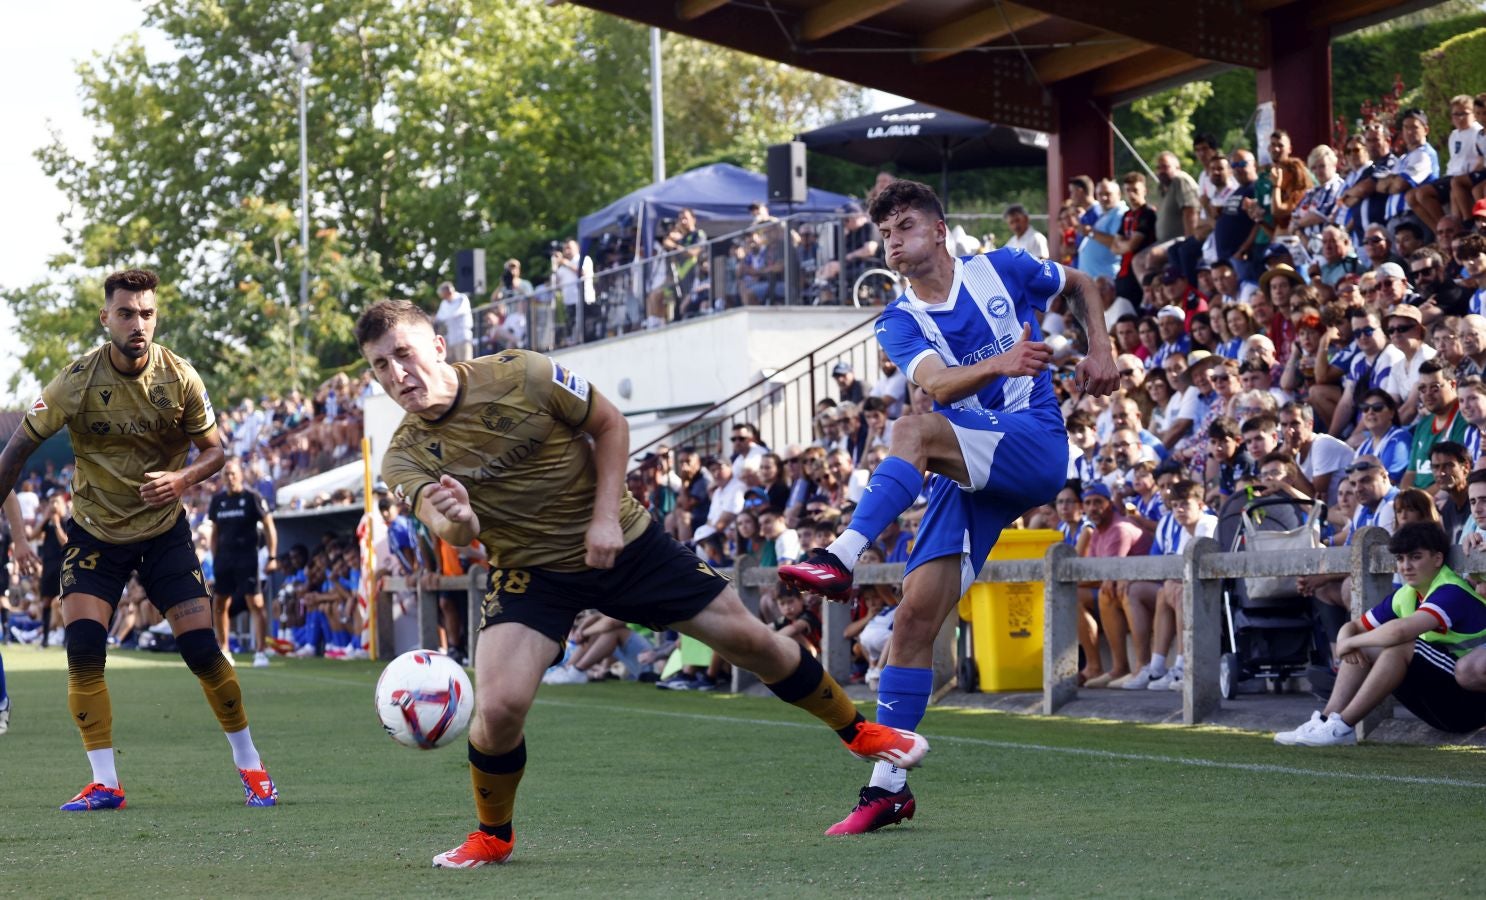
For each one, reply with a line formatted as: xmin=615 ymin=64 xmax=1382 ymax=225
xmin=4 ymin=0 xmax=866 ymax=402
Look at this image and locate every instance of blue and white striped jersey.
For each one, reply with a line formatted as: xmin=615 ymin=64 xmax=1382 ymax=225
xmin=875 ymin=248 xmax=1063 ymax=420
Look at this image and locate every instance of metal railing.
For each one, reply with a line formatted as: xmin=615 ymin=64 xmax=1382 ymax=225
xmin=375 ymin=527 xmax=1422 ymax=737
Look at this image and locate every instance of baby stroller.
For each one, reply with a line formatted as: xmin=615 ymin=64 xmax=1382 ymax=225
xmin=1214 ymin=493 xmax=1328 ymax=699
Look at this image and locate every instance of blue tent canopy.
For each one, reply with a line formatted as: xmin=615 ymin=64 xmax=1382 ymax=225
xmin=577 ymin=162 xmax=856 ymax=255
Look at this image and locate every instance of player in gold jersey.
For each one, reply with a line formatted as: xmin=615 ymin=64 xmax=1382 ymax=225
xmin=358 ymin=299 xmax=928 ymax=868
xmin=0 ymin=269 xmax=277 ymax=810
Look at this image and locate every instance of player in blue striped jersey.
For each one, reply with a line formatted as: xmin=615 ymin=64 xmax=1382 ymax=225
xmin=779 ymin=180 xmax=1117 ymax=834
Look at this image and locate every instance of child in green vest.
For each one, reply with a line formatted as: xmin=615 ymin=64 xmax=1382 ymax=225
xmin=1276 ymin=521 xmax=1486 ymax=745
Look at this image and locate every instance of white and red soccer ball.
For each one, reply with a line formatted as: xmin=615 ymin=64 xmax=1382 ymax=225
xmin=374 ymin=650 xmax=474 ymax=750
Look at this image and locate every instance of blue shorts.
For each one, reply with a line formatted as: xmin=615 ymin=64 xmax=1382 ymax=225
xmin=906 ymin=406 xmax=1068 ymax=591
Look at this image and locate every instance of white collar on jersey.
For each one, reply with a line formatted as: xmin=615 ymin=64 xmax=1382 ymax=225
xmin=901 ymin=254 xmax=965 ymax=312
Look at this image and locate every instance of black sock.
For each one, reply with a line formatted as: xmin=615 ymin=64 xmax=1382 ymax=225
xmin=479 ymin=822 xmax=514 ymax=841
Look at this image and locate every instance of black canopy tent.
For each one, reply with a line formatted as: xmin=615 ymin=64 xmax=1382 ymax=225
xmin=796 ymin=102 xmax=1048 ymax=202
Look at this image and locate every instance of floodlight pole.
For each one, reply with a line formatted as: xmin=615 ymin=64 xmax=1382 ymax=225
xmin=294 ymin=41 xmax=313 ymax=388
xmin=650 ymin=28 xmax=665 ymax=185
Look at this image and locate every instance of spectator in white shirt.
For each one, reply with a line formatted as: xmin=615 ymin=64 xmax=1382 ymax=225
xmin=435 ymin=281 xmax=475 ymax=362
xmin=1280 ymin=401 xmax=1355 ymax=504
xmin=1002 ymin=204 xmax=1050 ymax=259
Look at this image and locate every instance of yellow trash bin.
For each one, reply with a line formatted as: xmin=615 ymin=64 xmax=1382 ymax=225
xmin=956 ymin=529 xmax=1063 ymax=691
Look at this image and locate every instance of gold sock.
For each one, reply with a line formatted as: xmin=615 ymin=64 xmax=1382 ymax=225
xmin=195 ymin=656 xmax=249 ymax=732
xmin=469 ymin=739 xmax=526 ymax=829
xmin=67 ymin=654 xmax=113 ymax=751
xmin=765 ymin=645 xmax=863 ymax=736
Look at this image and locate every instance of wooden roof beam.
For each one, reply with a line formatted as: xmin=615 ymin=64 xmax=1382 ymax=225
xmin=1090 ymin=47 xmax=1207 ymax=96
xmin=676 ymin=0 xmax=731 ymax=21
xmin=914 ymin=4 xmax=1051 ymax=65
xmin=1012 ymin=0 xmax=1268 ymax=67
xmin=798 ymin=0 xmax=909 ymax=42
xmin=1033 ymin=35 xmax=1150 ymax=84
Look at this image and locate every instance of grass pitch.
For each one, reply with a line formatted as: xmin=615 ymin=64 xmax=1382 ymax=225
xmin=2 ymin=647 xmax=1483 ymax=898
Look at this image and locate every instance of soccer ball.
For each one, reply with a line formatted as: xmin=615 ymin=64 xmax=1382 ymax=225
xmin=374 ymin=650 xmax=474 ymax=750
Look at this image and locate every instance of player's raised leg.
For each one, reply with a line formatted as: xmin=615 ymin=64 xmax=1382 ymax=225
xmin=672 ymin=585 xmax=929 ymax=768
xmin=779 ymin=412 xmax=967 ymax=598
xmin=59 ymin=593 xmax=126 ymax=810
xmin=433 ymin=621 xmax=554 ymax=869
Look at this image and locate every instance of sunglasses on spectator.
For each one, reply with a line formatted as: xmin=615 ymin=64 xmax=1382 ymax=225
xmin=1118 ymin=368 xmax=1137 ymax=377
xmin=1208 ymin=373 xmax=1233 ymax=382
xmin=1344 ymin=461 xmax=1379 ymax=474
xmin=1386 ymin=324 xmax=1417 ymax=335
xmin=1231 ymin=160 xmax=1250 ymax=168
xmin=1358 ymin=402 xmax=1388 ymax=413
xmin=1353 ymin=326 xmax=1377 ymax=337
xmin=1365 ymin=236 xmax=1387 ymax=245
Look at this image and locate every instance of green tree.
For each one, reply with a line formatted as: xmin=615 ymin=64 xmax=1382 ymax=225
xmin=4 ymin=0 xmax=866 ymax=402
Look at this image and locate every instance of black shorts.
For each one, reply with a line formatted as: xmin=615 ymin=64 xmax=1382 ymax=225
xmin=40 ymin=563 xmax=62 ymax=599
xmin=1470 ymin=170 xmax=1486 ymax=187
xmin=479 ymin=521 xmax=729 ymax=656
xmin=214 ymin=558 xmax=261 ymax=600
xmin=1392 ymin=639 xmax=1486 ymax=733
xmin=1430 ymin=176 xmax=1455 ymax=201
xmin=62 ymin=513 xmax=208 ymax=614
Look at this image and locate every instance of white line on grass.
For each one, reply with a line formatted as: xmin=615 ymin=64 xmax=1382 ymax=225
xmin=536 ymin=699 xmax=1486 ymax=790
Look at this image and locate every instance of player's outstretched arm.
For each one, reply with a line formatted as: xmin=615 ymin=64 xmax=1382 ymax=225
xmin=1060 ymin=266 xmax=1120 ymax=397
xmin=580 ymin=390 xmax=629 ymax=569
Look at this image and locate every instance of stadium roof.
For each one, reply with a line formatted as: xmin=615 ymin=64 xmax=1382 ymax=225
xmin=570 ymin=0 xmax=1425 ymax=133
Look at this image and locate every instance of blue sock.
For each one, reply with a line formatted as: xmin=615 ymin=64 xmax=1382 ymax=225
xmin=874 ymin=664 xmax=932 ymax=731
xmin=0 ymin=650 xmax=7 ymax=703
xmin=870 ymin=665 xmax=931 ymax=792
xmin=855 ymin=457 xmax=922 ymax=542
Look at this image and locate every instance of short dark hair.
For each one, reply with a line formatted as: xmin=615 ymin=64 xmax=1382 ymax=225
xmin=1168 ymin=479 xmax=1204 ymax=503
xmin=1207 ymin=416 xmax=1241 ymax=441
xmin=1419 ymin=358 xmax=1457 ymax=381
xmin=1359 ymin=388 xmax=1398 ymax=416
xmin=1115 ymin=313 xmax=1139 ymax=327
xmin=1388 ymin=522 xmax=1449 ymax=556
xmin=104 ymin=269 xmax=159 ymax=302
xmin=1193 ymin=132 xmax=1219 ymax=151
xmin=1066 ymin=411 xmax=1096 ymax=433
xmin=1429 ymin=441 xmax=1470 ymax=466
xmin=1394 ymin=220 xmax=1424 ymax=241
xmin=355 ymin=299 xmax=435 ymax=347
xmin=1068 ymin=175 xmax=1094 ymax=196
xmin=1004 ymin=203 xmax=1028 ymax=218
xmin=868 ymin=179 xmax=945 ymax=228
xmin=1259 ymin=450 xmax=1295 ymax=472
xmin=1468 ymin=469 xmax=1486 ymax=487
xmin=1242 ymin=413 xmax=1280 ymax=435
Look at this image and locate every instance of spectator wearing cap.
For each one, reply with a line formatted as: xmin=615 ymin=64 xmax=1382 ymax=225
xmin=1258 ymin=263 xmax=1305 ymax=365
xmin=1002 ymin=204 xmax=1049 ymax=259
xmin=832 ymin=361 xmax=865 ymax=404
xmin=1383 ymin=304 xmax=1438 ymax=422
xmin=1075 ymin=482 xmax=1152 ymax=688
xmin=1150 ymin=306 xmax=1191 ymax=371
xmin=1374 ymin=261 xmax=1421 ymax=309
xmin=1400 ymin=360 xmax=1471 ymax=491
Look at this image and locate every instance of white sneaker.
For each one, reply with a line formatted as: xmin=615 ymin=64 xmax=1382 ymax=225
xmin=1148 ymin=668 xmax=1180 ymax=691
xmin=865 ymin=665 xmax=881 ymax=690
xmin=1293 ymin=714 xmax=1357 ymax=747
xmin=293 ymin=644 xmax=317 ymax=658
xmin=0 ymin=695 xmax=10 ymax=736
xmin=224 ymin=652 xmax=237 ymax=667
xmin=252 ymin=652 xmax=270 ymax=668
xmin=1274 ymin=711 xmax=1328 ymax=746
xmin=541 ymin=665 xmax=589 ymax=685
xmin=1120 ymin=665 xmax=1153 ymax=690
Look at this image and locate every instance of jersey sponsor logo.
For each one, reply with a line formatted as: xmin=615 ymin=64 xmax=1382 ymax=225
xmin=99 ymin=389 xmax=112 ymax=406
xmin=551 ymin=361 xmax=590 ymax=400
xmin=28 ymin=397 xmax=46 ymax=415
xmin=986 ymin=296 xmax=1012 ymax=318
xmin=478 ymin=437 xmax=543 ymax=476
xmin=116 ymin=414 xmax=176 ymax=435
xmin=89 ymin=421 xmax=111 ymax=435
xmin=148 ymin=385 xmax=173 ymax=410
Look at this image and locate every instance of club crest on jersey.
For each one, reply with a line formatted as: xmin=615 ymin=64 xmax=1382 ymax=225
xmin=551 ymin=361 xmax=590 ymax=401
xmin=28 ymin=397 xmax=46 ymax=415
xmin=986 ymin=296 xmax=1012 ymax=318
xmin=99 ymin=389 xmax=112 ymax=406
xmin=480 ymin=402 xmax=514 ymax=434
xmin=89 ymin=421 xmax=111 ymax=435
xmin=148 ymin=385 xmax=172 ymax=410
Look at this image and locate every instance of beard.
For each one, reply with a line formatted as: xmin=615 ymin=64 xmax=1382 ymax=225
xmin=112 ymin=334 xmax=149 ymax=360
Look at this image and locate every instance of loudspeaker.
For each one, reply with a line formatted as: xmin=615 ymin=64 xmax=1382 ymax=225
xmin=454 ymin=249 xmax=487 ymax=296
xmin=767 ymin=142 xmax=807 ymax=205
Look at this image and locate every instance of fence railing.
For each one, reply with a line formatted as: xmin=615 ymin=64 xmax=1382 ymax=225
xmin=378 ymin=526 xmax=1452 ymax=739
